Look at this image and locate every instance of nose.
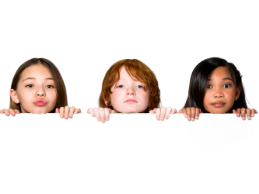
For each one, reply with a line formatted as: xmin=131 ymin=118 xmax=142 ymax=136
xmin=36 ymin=86 xmax=46 ymax=97
xmin=126 ymin=86 xmax=135 ymax=96
xmin=214 ymin=88 xmax=224 ymax=98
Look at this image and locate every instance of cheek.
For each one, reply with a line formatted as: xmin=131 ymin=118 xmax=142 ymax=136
xmin=47 ymin=90 xmax=57 ymax=104
xmin=110 ymin=90 xmax=123 ymax=105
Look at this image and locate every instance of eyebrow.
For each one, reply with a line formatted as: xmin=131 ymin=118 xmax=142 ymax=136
xmin=22 ymin=77 xmax=53 ymax=82
xmin=207 ymin=77 xmax=233 ymax=81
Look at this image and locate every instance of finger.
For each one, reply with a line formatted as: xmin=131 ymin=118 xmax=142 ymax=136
xmin=59 ymin=107 xmax=64 ymax=118
xmin=64 ymin=106 xmax=70 ymax=119
xmin=104 ymin=108 xmax=110 ymax=121
xmin=241 ymin=108 xmax=246 ymax=120
xmin=190 ymin=107 xmax=196 ymax=121
xmin=195 ymin=108 xmax=200 ymax=120
xmin=178 ymin=109 xmax=183 ymax=113
xmin=8 ymin=109 xmax=15 ymax=116
xmin=93 ymin=108 xmax=101 ymax=121
xmin=14 ymin=109 xmax=20 ymax=114
xmin=0 ymin=110 xmax=4 ymax=114
xmin=247 ymin=108 xmax=252 ymax=120
xmin=99 ymin=108 xmax=105 ymax=123
xmin=156 ymin=108 xmax=161 ymax=120
xmin=55 ymin=108 xmax=60 ymax=113
xmin=160 ymin=106 xmax=167 ymax=121
xmin=68 ymin=106 xmax=75 ymax=118
xmin=74 ymin=108 xmax=81 ymax=114
xmin=180 ymin=109 xmax=187 ymax=118
xmin=165 ymin=107 xmax=172 ymax=119
xmin=171 ymin=108 xmax=177 ymax=114
xmin=149 ymin=108 xmax=157 ymax=113
xmin=3 ymin=109 xmax=10 ymax=116
xmin=251 ymin=109 xmax=255 ymax=117
xmin=232 ymin=109 xmax=236 ymax=113
xmin=87 ymin=108 xmax=96 ymax=117
xmin=186 ymin=108 xmax=191 ymax=121
xmin=236 ymin=108 xmax=241 ymax=117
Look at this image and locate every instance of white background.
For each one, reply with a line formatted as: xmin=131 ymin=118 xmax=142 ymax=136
xmin=0 ymin=1 xmax=259 ymax=194
xmin=0 ymin=0 xmax=258 ymax=111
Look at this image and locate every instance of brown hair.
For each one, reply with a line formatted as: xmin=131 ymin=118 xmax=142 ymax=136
xmin=10 ymin=58 xmax=68 ymax=113
xmin=99 ymin=59 xmax=161 ymax=112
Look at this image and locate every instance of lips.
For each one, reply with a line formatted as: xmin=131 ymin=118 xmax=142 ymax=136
xmin=212 ymin=102 xmax=225 ymax=107
xmin=34 ymin=99 xmax=47 ymax=106
xmin=123 ymin=99 xmax=138 ymax=103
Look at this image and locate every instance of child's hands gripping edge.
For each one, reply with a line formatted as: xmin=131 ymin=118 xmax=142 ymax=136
xmin=87 ymin=108 xmax=116 ymax=123
xmin=178 ymin=107 xmax=202 ymax=121
xmin=149 ymin=107 xmax=177 ymax=121
xmin=233 ymin=108 xmax=257 ymax=120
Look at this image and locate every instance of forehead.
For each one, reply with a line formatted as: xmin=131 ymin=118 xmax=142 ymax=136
xmin=20 ymin=64 xmax=52 ymax=79
xmin=209 ymin=66 xmax=232 ymax=80
xmin=118 ymin=66 xmax=139 ymax=81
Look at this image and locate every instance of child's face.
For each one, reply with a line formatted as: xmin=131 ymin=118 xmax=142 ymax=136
xmin=11 ymin=64 xmax=57 ymax=113
xmin=109 ymin=67 xmax=150 ymax=113
xmin=203 ymin=66 xmax=241 ymax=113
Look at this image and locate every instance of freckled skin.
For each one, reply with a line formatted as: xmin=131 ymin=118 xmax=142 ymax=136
xmin=110 ymin=67 xmax=150 ymax=113
xmin=203 ymin=66 xmax=241 ymax=114
xmin=13 ymin=64 xmax=57 ymax=113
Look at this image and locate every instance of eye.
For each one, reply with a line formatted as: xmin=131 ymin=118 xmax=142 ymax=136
xmin=26 ymin=84 xmax=34 ymax=88
xmin=116 ymin=85 xmax=124 ymax=88
xmin=206 ymin=85 xmax=212 ymax=89
xmin=46 ymin=85 xmax=54 ymax=88
xmin=137 ymin=85 xmax=143 ymax=88
xmin=223 ymin=84 xmax=231 ymax=88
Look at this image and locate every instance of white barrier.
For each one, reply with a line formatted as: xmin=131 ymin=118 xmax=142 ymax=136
xmin=0 ymin=114 xmax=258 ymax=194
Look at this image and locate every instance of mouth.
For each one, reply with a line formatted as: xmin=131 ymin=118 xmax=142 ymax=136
xmin=212 ymin=102 xmax=225 ymax=107
xmin=123 ymin=99 xmax=138 ymax=103
xmin=34 ymin=99 xmax=47 ymax=106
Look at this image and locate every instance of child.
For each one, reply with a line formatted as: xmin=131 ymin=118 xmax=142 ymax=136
xmin=87 ymin=59 xmax=176 ymax=123
xmin=179 ymin=57 xmax=257 ymax=121
xmin=0 ymin=58 xmax=81 ymax=119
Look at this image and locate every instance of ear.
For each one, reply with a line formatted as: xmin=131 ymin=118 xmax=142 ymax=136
xmin=234 ymin=86 xmax=241 ymax=101
xmin=104 ymin=99 xmax=108 ymax=105
xmin=10 ymin=89 xmax=20 ymax=104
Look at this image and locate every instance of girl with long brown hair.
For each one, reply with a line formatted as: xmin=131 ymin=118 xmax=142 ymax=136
xmin=0 ymin=58 xmax=81 ymax=119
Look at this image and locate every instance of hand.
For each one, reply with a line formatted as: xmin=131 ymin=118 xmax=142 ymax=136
xmin=87 ymin=108 xmax=116 ymax=123
xmin=232 ymin=108 xmax=257 ymax=120
xmin=56 ymin=106 xmax=81 ymax=119
xmin=178 ymin=107 xmax=202 ymax=121
xmin=0 ymin=108 xmax=20 ymax=116
xmin=149 ymin=107 xmax=177 ymax=121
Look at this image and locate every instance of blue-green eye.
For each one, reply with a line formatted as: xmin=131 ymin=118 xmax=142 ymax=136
xmin=26 ymin=84 xmax=34 ymax=88
xmin=116 ymin=85 xmax=124 ymax=88
xmin=137 ymin=85 xmax=143 ymax=88
xmin=206 ymin=85 xmax=212 ymax=88
xmin=46 ymin=85 xmax=54 ymax=88
xmin=223 ymin=84 xmax=231 ymax=88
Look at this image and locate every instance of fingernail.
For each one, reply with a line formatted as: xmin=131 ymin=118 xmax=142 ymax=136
xmin=191 ymin=118 xmax=194 ymax=121
xmin=106 ymin=117 xmax=109 ymax=121
xmin=242 ymin=117 xmax=245 ymax=120
xmin=165 ymin=115 xmax=168 ymax=119
xmin=60 ymin=114 xmax=63 ymax=118
xmin=69 ymin=114 xmax=73 ymax=117
xmin=156 ymin=116 xmax=159 ymax=120
xmin=248 ymin=117 xmax=251 ymax=120
xmin=188 ymin=117 xmax=191 ymax=121
xmin=252 ymin=114 xmax=254 ymax=117
xmin=195 ymin=116 xmax=198 ymax=119
xmin=184 ymin=114 xmax=187 ymax=118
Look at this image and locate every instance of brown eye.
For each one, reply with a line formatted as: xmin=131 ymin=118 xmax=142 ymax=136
xmin=206 ymin=85 xmax=212 ymax=89
xmin=46 ymin=85 xmax=54 ymax=88
xmin=223 ymin=84 xmax=231 ymax=88
xmin=26 ymin=84 xmax=34 ymax=88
